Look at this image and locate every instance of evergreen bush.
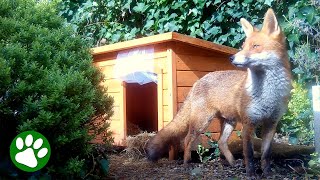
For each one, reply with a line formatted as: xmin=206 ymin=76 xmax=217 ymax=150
xmin=0 ymin=0 xmax=113 ymax=178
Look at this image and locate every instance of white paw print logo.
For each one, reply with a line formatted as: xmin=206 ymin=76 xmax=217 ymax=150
xmin=10 ymin=131 xmax=51 ymax=172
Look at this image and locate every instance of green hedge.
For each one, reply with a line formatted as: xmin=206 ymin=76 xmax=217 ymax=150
xmin=0 ymin=0 xmax=113 ymax=178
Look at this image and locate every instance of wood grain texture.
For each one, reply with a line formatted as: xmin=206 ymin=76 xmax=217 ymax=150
xmin=177 ymin=71 xmax=209 ymax=87
xmin=176 ymin=54 xmax=235 ymax=72
xmin=157 ymin=69 xmax=164 ymax=130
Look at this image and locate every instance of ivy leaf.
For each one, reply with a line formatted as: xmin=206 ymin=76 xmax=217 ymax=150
xmin=206 ymin=26 xmax=221 ymax=35
xmin=287 ymin=34 xmax=299 ymax=43
xmin=264 ymin=0 xmax=273 ymax=6
xmin=164 ymin=22 xmax=179 ymax=32
xmin=144 ymin=20 xmax=154 ymax=29
xmin=227 ymin=1 xmax=235 ymax=7
xmin=133 ymin=3 xmax=148 ymax=13
xmin=301 ymin=6 xmax=315 ymax=23
xmin=169 ymin=13 xmax=178 ymax=19
xmin=213 ymin=0 xmax=221 ymax=5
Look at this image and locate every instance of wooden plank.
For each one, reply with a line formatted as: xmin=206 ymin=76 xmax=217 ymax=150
xmin=177 ymin=87 xmax=192 ymax=103
xmin=107 ymin=92 xmax=121 ymax=106
xmin=162 ymin=73 xmax=168 ymax=90
xmin=163 ymin=89 xmax=169 ymax=106
xmin=110 ymin=106 xmax=121 ymax=120
xmin=103 ymin=79 xmax=122 ymax=93
xmin=157 ymin=69 xmax=164 ymax=130
xmin=163 ymin=105 xmax=171 ymax=123
xmin=163 ymin=121 xmax=170 ymax=127
xmin=177 ymin=71 xmax=209 ymax=87
xmin=154 ymin=57 xmax=168 ymax=73
xmin=99 ymin=65 xmax=114 ymax=78
xmin=93 ymin=52 xmax=118 ymax=63
xmin=109 ymin=121 xmax=126 ymax=145
xmin=94 ymin=59 xmax=116 ymax=67
xmin=176 ymin=54 xmax=235 ymax=72
xmin=166 ymin=47 xmax=177 ymax=121
xmin=120 ymin=82 xmax=126 ymax=142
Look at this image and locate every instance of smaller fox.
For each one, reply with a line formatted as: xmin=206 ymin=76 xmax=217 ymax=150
xmin=146 ymin=9 xmax=292 ymax=177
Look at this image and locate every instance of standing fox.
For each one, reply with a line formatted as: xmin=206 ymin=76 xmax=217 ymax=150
xmin=146 ymin=9 xmax=292 ymax=177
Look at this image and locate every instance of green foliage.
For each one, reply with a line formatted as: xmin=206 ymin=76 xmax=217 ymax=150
xmin=280 ymin=81 xmax=314 ymax=145
xmin=59 ymin=0 xmax=279 ymax=47
xmin=196 ymin=132 xmax=220 ymax=163
xmin=308 ymin=153 xmax=320 ymax=175
xmin=0 ymin=0 xmax=113 ymax=178
xmin=281 ymin=0 xmax=320 ymax=84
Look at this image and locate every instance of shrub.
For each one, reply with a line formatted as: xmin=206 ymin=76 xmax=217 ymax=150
xmin=279 ymin=81 xmax=314 ymax=145
xmin=0 ymin=0 xmax=113 ymax=178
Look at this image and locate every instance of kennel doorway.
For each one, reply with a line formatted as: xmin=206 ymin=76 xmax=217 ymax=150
xmin=125 ymin=82 xmax=158 ymax=136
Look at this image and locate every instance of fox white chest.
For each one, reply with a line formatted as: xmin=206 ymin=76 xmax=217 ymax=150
xmin=245 ymin=68 xmax=291 ymax=124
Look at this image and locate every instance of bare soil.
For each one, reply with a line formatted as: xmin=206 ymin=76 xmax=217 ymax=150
xmin=106 ymin=152 xmax=318 ymax=180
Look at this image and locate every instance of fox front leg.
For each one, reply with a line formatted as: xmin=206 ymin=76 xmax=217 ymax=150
xmin=261 ymin=121 xmax=278 ymax=176
xmin=242 ymin=122 xmax=256 ymax=177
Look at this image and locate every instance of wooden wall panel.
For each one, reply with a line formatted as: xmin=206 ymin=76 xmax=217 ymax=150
xmin=94 ymin=59 xmax=116 ymax=67
xmin=176 ymin=71 xmax=209 ymax=87
xmin=176 ymin=54 xmax=235 ymax=72
xmin=173 ymin=42 xmax=228 ymax=56
xmin=103 ymin=79 xmax=122 ymax=93
xmin=163 ymin=105 xmax=171 ymax=122
xmin=108 ymin=120 xmax=125 ymax=145
xmin=177 ymin=87 xmax=191 ymax=103
xmin=107 ymin=92 xmax=121 ymax=106
xmin=110 ymin=106 xmax=121 ymax=120
xmin=162 ymin=73 xmax=169 ymax=90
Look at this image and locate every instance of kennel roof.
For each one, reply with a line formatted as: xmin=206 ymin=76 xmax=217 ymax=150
xmin=92 ymin=32 xmax=238 ymax=56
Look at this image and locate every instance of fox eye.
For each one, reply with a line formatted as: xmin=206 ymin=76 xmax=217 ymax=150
xmin=252 ymin=44 xmax=260 ymax=49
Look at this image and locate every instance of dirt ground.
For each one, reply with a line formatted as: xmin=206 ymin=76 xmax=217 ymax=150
xmin=106 ymin=152 xmax=319 ymax=180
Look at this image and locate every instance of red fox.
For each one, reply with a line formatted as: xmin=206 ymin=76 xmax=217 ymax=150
xmin=146 ymin=9 xmax=292 ymax=177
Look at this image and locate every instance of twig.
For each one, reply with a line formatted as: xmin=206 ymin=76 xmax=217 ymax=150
xmin=285 ymin=158 xmax=307 ymax=175
xmin=83 ymin=153 xmax=96 ymax=179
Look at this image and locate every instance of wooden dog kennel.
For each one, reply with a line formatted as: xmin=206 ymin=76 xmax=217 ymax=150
xmin=92 ymin=32 xmax=242 ymax=146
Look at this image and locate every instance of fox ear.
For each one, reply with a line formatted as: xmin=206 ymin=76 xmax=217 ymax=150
xmin=240 ymin=18 xmax=254 ymax=37
xmin=262 ymin=9 xmax=281 ymax=36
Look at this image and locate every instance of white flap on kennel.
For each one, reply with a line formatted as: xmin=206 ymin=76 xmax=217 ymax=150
xmin=114 ymin=46 xmax=157 ymax=85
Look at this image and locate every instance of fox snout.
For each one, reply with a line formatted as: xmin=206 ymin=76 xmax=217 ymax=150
xmin=229 ymin=54 xmax=248 ymax=68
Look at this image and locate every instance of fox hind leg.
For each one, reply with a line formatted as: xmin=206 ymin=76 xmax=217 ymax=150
xmin=218 ymin=120 xmax=236 ymax=166
xmin=183 ymin=110 xmax=216 ymax=165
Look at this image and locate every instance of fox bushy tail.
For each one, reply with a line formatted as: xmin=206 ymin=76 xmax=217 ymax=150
xmin=146 ymin=98 xmax=191 ymax=161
